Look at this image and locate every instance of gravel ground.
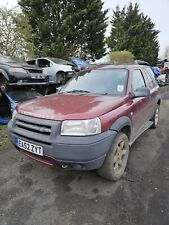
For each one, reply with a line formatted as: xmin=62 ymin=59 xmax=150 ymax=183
xmin=0 ymin=86 xmax=169 ymax=225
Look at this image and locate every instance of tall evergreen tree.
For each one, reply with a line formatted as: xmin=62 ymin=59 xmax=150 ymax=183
xmin=18 ymin=0 xmax=108 ymax=60
xmin=107 ymin=3 xmax=159 ymax=64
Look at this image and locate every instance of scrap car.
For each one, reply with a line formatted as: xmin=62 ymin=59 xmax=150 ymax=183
xmin=27 ymin=57 xmax=74 ymax=85
xmin=0 ymin=55 xmax=50 ymax=124
xmin=8 ymin=64 xmax=160 ymax=181
xmin=0 ymin=55 xmax=49 ymax=92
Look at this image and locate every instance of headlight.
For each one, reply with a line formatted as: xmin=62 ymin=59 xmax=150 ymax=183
xmin=9 ymin=67 xmax=27 ymax=74
xmin=11 ymin=109 xmax=17 ymax=121
xmin=61 ymin=118 xmax=101 ymax=136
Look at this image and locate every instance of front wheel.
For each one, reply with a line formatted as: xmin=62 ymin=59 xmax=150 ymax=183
xmin=56 ymin=72 xmax=66 ymax=85
xmin=98 ymin=132 xmax=129 ymax=181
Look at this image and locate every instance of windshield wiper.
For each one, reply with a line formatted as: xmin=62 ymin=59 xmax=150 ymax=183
xmin=60 ymin=90 xmax=91 ymax=94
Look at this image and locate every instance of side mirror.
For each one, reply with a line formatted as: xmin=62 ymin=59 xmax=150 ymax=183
xmin=132 ymin=87 xmax=150 ymax=98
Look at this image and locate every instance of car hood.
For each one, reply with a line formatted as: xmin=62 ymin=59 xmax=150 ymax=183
xmin=21 ymin=63 xmax=42 ymax=69
xmin=17 ymin=94 xmax=124 ymax=120
xmin=2 ymin=61 xmax=42 ymax=71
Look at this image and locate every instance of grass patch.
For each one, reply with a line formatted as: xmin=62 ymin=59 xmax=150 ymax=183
xmin=0 ymin=125 xmax=11 ymax=150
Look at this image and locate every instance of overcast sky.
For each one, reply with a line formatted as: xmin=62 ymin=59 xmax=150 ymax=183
xmin=1 ymin=0 xmax=169 ymax=57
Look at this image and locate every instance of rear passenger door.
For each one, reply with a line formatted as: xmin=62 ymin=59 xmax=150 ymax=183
xmin=131 ymin=69 xmax=151 ymax=134
xmin=37 ymin=59 xmax=54 ymax=76
xmin=142 ymin=67 xmax=159 ymax=119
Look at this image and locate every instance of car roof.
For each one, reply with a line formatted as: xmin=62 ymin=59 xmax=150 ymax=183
xmin=89 ymin=64 xmax=149 ymax=71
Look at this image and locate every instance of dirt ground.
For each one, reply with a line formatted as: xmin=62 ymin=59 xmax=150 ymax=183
xmin=0 ymin=87 xmax=169 ymax=225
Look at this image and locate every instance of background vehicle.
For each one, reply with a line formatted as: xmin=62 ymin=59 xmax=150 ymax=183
xmin=0 ymin=87 xmax=42 ymax=124
xmin=8 ymin=64 xmax=160 ymax=181
xmin=157 ymin=74 xmax=166 ymax=86
xmin=0 ymin=55 xmax=49 ymax=92
xmin=157 ymin=59 xmax=169 ymax=74
xmin=71 ymin=57 xmax=91 ymax=71
xmin=27 ymin=57 xmax=74 ymax=85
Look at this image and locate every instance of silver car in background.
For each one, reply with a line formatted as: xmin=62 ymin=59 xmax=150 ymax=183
xmin=27 ymin=57 xmax=74 ymax=85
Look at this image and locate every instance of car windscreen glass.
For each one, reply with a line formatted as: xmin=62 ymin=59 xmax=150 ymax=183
xmin=49 ymin=58 xmax=72 ymax=65
xmin=7 ymin=89 xmax=42 ymax=103
xmin=60 ymin=69 xmax=128 ymax=96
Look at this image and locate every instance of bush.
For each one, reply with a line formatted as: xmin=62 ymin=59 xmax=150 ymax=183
xmin=109 ymin=50 xmax=135 ymax=64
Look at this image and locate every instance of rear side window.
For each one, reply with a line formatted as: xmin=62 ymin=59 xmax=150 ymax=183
xmin=132 ymin=70 xmax=146 ymax=91
xmin=143 ymin=67 xmax=158 ymax=89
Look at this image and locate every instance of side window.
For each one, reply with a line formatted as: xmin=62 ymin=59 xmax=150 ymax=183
xmin=27 ymin=60 xmax=36 ymax=65
xmin=144 ymin=67 xmax=158 ymax=89
xmin=132 ymin=70 xmax=146 ymax=92
xmin=38 ymin=59 xmax=50 ymax=68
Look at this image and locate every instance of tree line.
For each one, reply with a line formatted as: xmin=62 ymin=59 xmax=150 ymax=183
xmin=0 ymin=1 xmax=160 ymax=64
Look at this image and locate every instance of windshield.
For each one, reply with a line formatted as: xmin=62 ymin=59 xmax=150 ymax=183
xmin=60 ymin=69 xmax=128 ymax=96
xmin=7 ymin=89 xmax=42 ymax=103
xmin=0 ymin=55 xmax=17 ymax=64
xmin=49 ymin=57 xmax=72 ymax=65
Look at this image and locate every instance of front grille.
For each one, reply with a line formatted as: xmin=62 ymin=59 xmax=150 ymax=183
xmin=29 ymin=78 xmax=46 ymax=83
xmin=13 ymin=114 xmax=61 ymax=145
xmin=16 ymin=120 xmax=51 ymax=135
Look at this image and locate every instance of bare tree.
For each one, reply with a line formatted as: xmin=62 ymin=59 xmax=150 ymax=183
xmin=0 ymin=7 xmax=34 ymax=60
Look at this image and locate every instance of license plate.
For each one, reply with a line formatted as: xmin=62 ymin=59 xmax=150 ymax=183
xmin=16 ymin=138 xmax=43 ymax=156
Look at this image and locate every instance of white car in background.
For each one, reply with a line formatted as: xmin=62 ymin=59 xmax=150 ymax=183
xmin=157 ymin=74 xmax=166 ymax=86
xmin=27 ymin=57 xmax=74 ymax=85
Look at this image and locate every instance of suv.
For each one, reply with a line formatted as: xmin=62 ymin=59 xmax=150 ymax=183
xmin=8 ymin=65 xmax=160 ymax=181
xmin=0 ymin=55 xmax=49 ymax=91
xmin=27 ymin=57 xmax=74 ymax=85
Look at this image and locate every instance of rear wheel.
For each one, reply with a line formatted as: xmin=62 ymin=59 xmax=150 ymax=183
xmin=98 ymin=132 xmax=129 ymax=181
xmin=151 ymin=106 xmax=159 ymax=129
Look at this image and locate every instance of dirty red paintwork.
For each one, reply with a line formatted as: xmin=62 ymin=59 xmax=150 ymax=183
xmin=16 ymin=65 xmax=159 ymax=133
xmin=17 ymin=94 xmax=124 ymax=120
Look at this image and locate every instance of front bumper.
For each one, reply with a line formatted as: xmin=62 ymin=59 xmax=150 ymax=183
xmin=8 ymin=115 xmax=117 ymax=170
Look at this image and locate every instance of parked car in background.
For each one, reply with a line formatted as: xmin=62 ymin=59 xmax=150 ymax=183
xmin=27 ymin=57 xmax=74 ymax=85
xmin=71 ymin=57 xmax=91 ymax=71
xmin=157 ymin=74 xmax=166 ymax=86
xmin=0 ymin=55 xmax=49 ymax=92
xmin=135 ymin=60 xmax=150 ymax=66
xmin=157 ymin=59 xmax=169 ymax=74
xmin=8 ymin=64 xmax=160 ymax=181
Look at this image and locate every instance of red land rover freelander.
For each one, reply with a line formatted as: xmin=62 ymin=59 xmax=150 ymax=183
xmin=8 ymin=65 xmax=161 ymax=181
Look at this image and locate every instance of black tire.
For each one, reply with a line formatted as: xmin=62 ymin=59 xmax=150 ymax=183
xmin=56 ymin=72 xmax=66 ymax=85
xmin=150 ymin=106 xmax=159 ymax=129
xmin=0 ymin=76 xmax=7 ymax=92
xmin=98 ymin=132 xmax=129 ymax=181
